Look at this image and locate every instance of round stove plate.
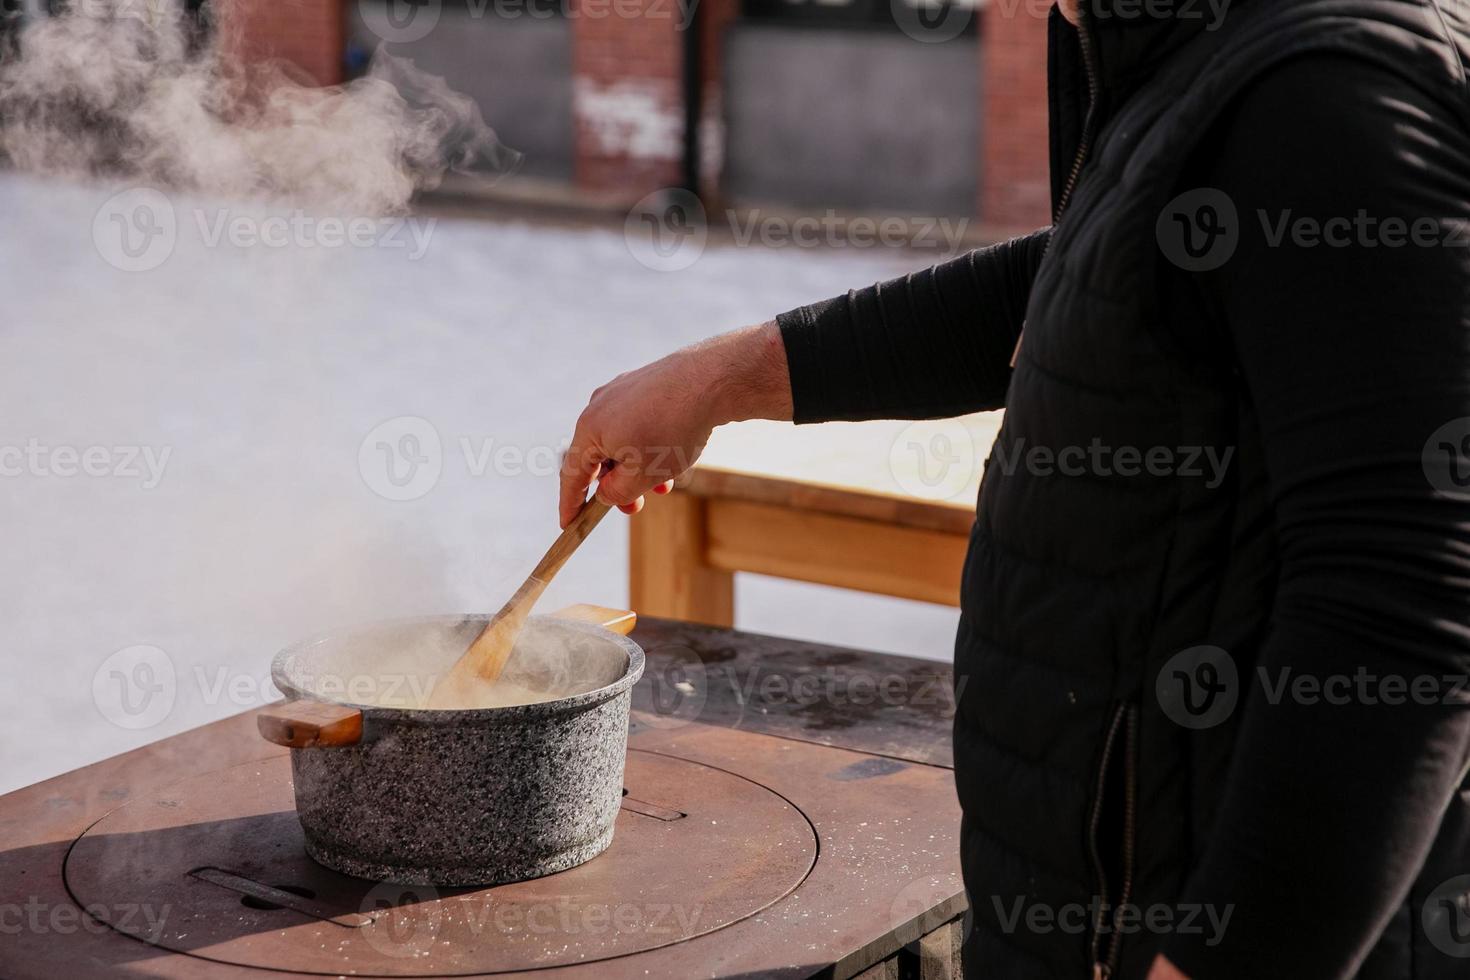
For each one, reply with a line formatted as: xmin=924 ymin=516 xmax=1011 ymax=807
xmin=64 ymin=750 xmax=817 ymax=976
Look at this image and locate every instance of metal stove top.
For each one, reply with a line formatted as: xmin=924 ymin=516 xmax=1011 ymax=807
xmin=3 ymin=619 xmax=965 ymax=979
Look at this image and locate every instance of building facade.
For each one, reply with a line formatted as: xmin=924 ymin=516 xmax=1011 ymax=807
xmin=228 ymin=0 xmax=1048 ymax=229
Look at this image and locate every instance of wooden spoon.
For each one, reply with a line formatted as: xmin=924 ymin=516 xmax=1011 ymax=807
xmin=430 ymin=497 xmax=613 ymax=708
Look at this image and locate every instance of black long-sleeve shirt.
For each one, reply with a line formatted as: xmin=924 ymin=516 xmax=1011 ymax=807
xmin=778 ymin=55 xmax=1470 ymax=977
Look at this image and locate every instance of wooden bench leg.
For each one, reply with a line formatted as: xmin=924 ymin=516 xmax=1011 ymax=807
xmin=857 ymin=917 xmax=963 ymax=980
xmin=629 ymin=491 xmax=734 ymax=627
xmin=854 ymin=958 xmax=899 ymax=980
xmin=881 ymin=917 xmax=962 ymax=980
xmin=916 ymin=918 xmax=962 ymax=979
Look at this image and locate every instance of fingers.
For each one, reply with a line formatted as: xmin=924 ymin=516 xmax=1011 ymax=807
xmin=612 ymin=480 xmax=670 ymax=517
xmin=592 ymin=461 xmax=655 ymax=511
xmin=560 ymin=413 xmax=678 ymax=527
xmin=559 ymin=434 xmax=605 ymax=529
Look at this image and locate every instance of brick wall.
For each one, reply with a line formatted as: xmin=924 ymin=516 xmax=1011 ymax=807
xmin=219 ymin=0 xmax=345 ymax=86
xmin=979 ymin=4 xmax=1051 ymax=230
xmin=696 ymin=0 xmax=740 ymax=203
xmin=221 ymin=0 xmax=1053 ymax=222
xmin=569 ymin=0 xmax=686 ymax=200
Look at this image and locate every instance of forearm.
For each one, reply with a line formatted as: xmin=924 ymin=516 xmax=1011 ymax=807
xmin=683 ymin=320 xmax=793 ymax=426
xmin=777 ymin=228 xmax=1050 ymax=424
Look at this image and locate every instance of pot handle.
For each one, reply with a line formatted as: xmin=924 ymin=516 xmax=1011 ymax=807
xmin=257 ymin=700 xmax=363 ymax=748
xmin=548 ymin=603 xmax=637 ymax=636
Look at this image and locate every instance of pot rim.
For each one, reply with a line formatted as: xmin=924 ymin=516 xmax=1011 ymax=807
xmin=270 ymin=613 xmax=645 ymax=723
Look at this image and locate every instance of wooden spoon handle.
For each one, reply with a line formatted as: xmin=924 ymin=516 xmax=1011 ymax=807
xmin=530 ymin=498 xmax=612 ymax=583
xmin=437 ymin=497 xmax=615 ymax=696
xmin=549 ymin=603 xmax=637 ymax=635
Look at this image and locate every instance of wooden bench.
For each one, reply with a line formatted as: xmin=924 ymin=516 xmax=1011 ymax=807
xmin=629 ymin=415 xmax=1001 ymax=625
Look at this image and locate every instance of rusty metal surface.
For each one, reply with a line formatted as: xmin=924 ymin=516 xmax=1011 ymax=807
xmin=0 ymin=619 xmax=963 ymax=980
xmin=63 ymin=751 xmax=815 ymax=976
xmin=629 ymin=619 xmax=957 ymax=768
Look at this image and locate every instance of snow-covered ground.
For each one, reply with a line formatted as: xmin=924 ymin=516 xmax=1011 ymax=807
xmin=0 ymin=173 xmax=966 ymax=795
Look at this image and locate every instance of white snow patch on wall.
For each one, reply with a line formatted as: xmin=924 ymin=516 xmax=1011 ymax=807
xmin=573 ymin=78 xmax=682 ymax=161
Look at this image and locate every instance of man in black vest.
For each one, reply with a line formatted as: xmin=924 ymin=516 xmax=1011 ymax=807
xmin=560 ymin=1 xmax=1470 ymax=976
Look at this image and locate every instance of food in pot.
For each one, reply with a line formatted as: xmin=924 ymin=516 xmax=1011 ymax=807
xmin=285 ymin=616 xmax=620 ymax=711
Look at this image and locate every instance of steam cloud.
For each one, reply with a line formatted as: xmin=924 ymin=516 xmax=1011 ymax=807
xmin=0 ymin=0 xmax=521 ymax=213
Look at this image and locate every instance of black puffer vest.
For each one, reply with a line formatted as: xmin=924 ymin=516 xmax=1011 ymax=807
xmin=955 ymin=2 xmax=1470 ymax=977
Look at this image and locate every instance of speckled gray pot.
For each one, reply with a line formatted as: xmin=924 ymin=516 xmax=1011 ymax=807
xmin=269 ymin=614 xmax=644 ymax=886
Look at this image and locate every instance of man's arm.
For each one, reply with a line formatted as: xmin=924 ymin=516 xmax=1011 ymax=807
xmin=1160 ymin=55 xmax=1470 ymax=979
xmin=779 ymin=229 xmax=1050 ymax=423
xmin=559 ymin=231 xmax=1051 ymax=524
xmin=557 ymin=321 xmax=792 ymax=526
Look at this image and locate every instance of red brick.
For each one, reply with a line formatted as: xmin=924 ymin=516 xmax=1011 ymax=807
xmin=980 ymin=4 xmax=1050 ymax=229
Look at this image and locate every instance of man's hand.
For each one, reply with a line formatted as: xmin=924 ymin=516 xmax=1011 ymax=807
xmin=558 ymin=321 xmax=792 ymax=527
xmin=1146 ymin=955 xmax=1189 ymax=980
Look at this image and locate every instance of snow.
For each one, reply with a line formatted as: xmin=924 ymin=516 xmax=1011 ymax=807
xmin=0 ymin=173 xmax=962 ymax=795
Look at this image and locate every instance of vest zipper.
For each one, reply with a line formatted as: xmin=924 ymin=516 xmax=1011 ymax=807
xmin=1011 ymin=5 xmax=1101 ymax=368
xmin=1055 ymin=2 xmax=1100 ymax=224
xmin=1086 ymin=701 xmax=1138 ymax=980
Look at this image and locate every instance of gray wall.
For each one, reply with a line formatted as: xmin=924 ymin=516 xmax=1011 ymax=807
xmin=347 ymin=9 xmax=574 ymax=179
xmin=723 ymin=25 xmax=980 ymax=216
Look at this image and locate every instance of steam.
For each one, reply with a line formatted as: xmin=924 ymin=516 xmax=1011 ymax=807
xmin=0 ymin=1 xmax=520 ymax=213
xmin=285 ymin=617 xmax=625 ymax=711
